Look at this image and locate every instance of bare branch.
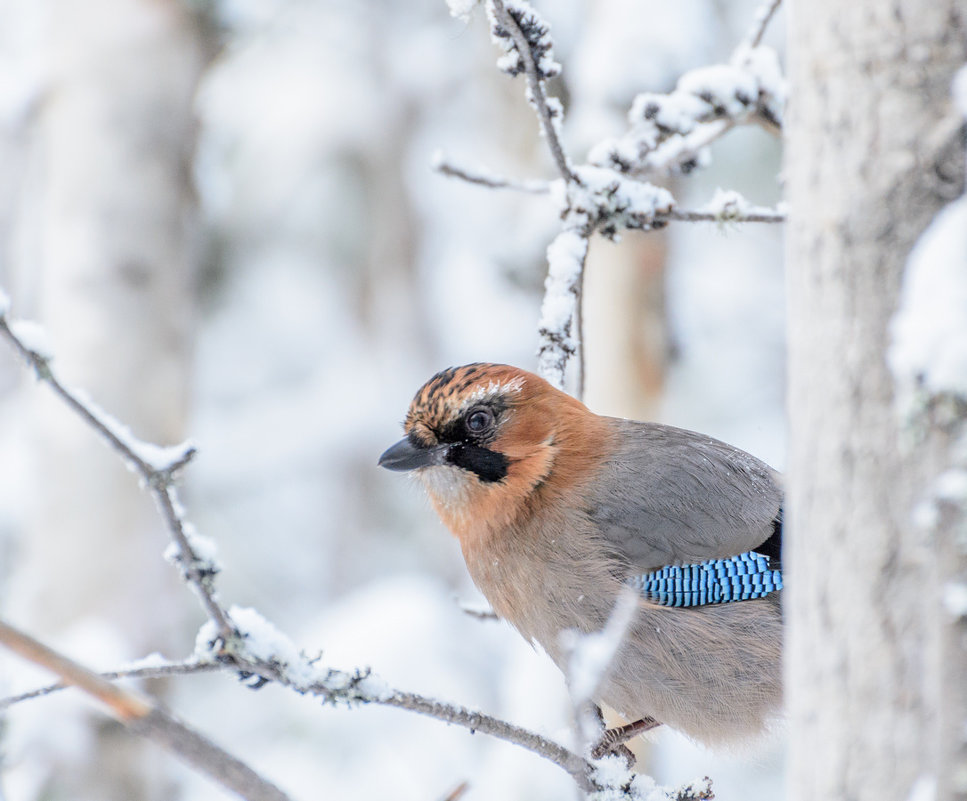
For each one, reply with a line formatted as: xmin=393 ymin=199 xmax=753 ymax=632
xmin=433 ymin=153 xmax=551 ymax=194
xmin=0 ymin=620 xmax=292 ymax=801
xmin=742 ymin=0 xmax=783 ymax=50
xmin=381 ymin=688 xmax=593 ymax=789
xmin=1 ymin=660 xmax=221 ymax=709
xmin=487 ymin=0 xmax=576 ymax=182
xmin=0 ymin=313 xmax=236 ymax=647
xmin=459 ymin=602 xmax=500 ymax=621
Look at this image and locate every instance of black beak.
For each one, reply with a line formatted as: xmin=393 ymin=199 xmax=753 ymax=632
xmin=378 ymin=437 xmax=447 ymax=472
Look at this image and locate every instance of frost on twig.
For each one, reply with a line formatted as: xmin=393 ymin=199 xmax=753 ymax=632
xmin=538 ymin=169 xmax=676 ymax=389
xmin=486 ymin=0 xmax=573 ymax=181
xmin=590 ymin=45 xmax=785 ymax=179
xmin=587 ymin=755 xmax=713 ymax=801
xmin=0 ymin=285 xmax=616 ymax=794
xmin=443 ymin=0 xmax=786 ymax=390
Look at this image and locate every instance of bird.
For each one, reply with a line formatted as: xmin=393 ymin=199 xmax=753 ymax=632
xmin=379 ymin=363 xmax=783 ymax=748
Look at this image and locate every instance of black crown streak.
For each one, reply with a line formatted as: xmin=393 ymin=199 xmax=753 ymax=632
xmin=446 ymin=442 xmax=509 ymax=483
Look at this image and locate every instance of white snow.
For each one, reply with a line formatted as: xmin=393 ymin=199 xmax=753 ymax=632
xmin=701 ymin=187 xmax=781 ymax=223
xmin=163 ymin=520 xmax=221 ymax=577
xmin=8 ymin=320 xmax=53 ymax=360
xmin=540 ymin=228 xmax=588 ymax=333
xmin=0 ymin=286 xmax=10 ymax=317
xmin=889 ymin=195 xmax=967 ymax=404
xmin=486 ymin=1 xmax=561 ymax=80
xmin=734 ymin=45 xmax=785 ymax=123
xmin=195 ymin=606 xmax=321 ymax=690
xmin=677 ymin=64 xmax=757 ymax=118
xmin=630 ymin=92 xmax=709 ymax=135
xmin=703 ymin=188 xmax=751 ymax=218
xmin=590 ymin=754 xmax=635 ymax=798
xmin=119 ymin=652 xmax=172 ymax=671
xmin=570 ymin=165 xmax=675 ymax=233
xmin=70 ymin=387 xmax=196 ymax=475
xmin=588 ymin=754 xmax=709 ymax=801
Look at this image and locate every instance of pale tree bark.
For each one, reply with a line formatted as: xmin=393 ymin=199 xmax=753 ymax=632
xmin=785 ymin=1 xmax=967 ymax=800
xmin=5 ymin=1 xmax=206 ymax=799
xmin=583 ymin=231 xmax=669 ymax=424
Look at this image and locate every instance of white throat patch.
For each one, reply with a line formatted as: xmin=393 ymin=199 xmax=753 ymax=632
xmin=416 ymin=464 xmax=476 ymax=509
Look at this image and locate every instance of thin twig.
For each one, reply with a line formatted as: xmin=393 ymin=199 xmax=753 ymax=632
xmin=0 ymin=298 xmax=601 ymax=791
xmin=1 ymin=660 xmax=221 ymax=709
xmin=0 ymin=620 xmax=292 ymax=801
xmin=435 ymin=157 xmax=550 ymax=194
xmin=0 ymin=619 xmax=152 ymax=720
xmin=440 ymin=781 xmax=470 ymax=801
xmin=218 ymin=647 xmax=595 ymax=790
xmin=381 ymin=689 xmax=593 ymax=790
xmin=743 ymin=0 xmax=783 ymax=50
xmin=489 ymin=0 xmax=576 ymax=183
xmin=459 ymin=603 xmax=500 ymax=621
xmin=0 ymin=316 xmax=237 ymax=647
xmin=667 ymin=208 xmax=786 ymax=223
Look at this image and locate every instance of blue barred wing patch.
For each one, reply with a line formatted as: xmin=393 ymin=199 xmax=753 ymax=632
xmin=627 ymin=551 xmax=782 ymax=607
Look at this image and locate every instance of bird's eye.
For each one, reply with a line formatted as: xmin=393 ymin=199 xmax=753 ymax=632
xmin=464 ymin=407 xmax=495 ymax=435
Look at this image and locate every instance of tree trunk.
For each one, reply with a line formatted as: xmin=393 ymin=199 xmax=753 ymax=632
xmin=785 ymin=1 xmax=967 ymax=799
xmin=5 ymin=1 xmax=206 ymax=798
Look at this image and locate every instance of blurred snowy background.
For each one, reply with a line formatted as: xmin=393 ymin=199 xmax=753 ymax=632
xmin=0 ymin=0 xmax=785 ymax=799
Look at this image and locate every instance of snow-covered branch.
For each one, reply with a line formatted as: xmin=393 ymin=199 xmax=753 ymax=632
xmin=486 ymin=0 xmax=574 ymax=182
xmin=592 ymin=44 xmax=784 ymax=178
xmin=0 ymin=288 xmax=713 ymax=799
xmin=447 ymin=0 xmax=786 ymax=390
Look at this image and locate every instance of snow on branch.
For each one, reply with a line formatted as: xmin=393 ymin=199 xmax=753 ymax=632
xmin=444 ymin=0 xmax=785 ymax=390
xmin=0 ymin=288 xmax=716 ymax=799
xmin=592 ymin=44 xmax=785 ymax=178
xmin=486 ymin=0 xmax=574 ymax=181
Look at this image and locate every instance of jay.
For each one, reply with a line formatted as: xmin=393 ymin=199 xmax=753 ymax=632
xmin=379 ymin=363 xmax=783 ymax=747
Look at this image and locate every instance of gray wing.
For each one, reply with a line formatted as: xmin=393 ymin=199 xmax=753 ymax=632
xmin=585 ymin=419 xmax=782 ymax=573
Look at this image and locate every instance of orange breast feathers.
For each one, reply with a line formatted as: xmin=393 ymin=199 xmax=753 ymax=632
xmin=378 ymin=362 xmax=785 ymax=747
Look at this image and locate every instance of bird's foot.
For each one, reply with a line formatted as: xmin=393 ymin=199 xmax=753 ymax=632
xmin=590 ymin=717 xmax=661 ymax=762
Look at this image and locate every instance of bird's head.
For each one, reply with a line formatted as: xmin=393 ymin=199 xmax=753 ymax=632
xmin=379 ymin=363 xmax=603 ymax=536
